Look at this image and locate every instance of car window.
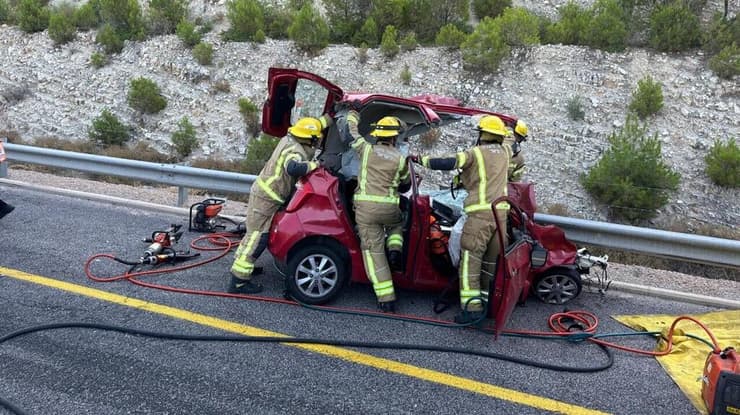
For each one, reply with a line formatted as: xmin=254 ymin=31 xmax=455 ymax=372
xmin=291 ymin=79 xmax=330 ymax=125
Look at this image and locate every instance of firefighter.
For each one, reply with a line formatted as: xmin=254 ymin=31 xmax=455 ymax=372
xmin=227 ymin=115 xmax=332 ymax=294
xmin=344 ymin=110 xmax=411 ymax=313
xmin=507 ymin=119 xmax=528 ymax=181
xmin=414 ymin=115 xmax=512 ymax=323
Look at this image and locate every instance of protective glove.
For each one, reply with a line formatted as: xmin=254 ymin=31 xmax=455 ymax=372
xmin=346 ymin=110 xmax=360 ymax=126
xmin=408 ymin=154 xmax=420 ymax=164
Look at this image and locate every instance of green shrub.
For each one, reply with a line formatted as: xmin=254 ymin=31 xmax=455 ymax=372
xmin=322 ymin=0 xmax=362 ymax=44
xmin=96 ymin=23 xmax=124 ymax=54
xmin=17 ymin=0 xmax=49 ymax=33
xmin=98 ymin=0 xmax=145 ymax=41
xmin=380 ymin=25 xmax=400 ymax=58
xmin=628 ymin=75 xmax=663 ymax=119
xmin=146 ymin=0 xmax=187 ymax=35
xmin=88 ymin=108 xmax=130 ymax=146
xmin=127 ymin=77 xmax=167 ymax=114
xmin=435 ymin=23 xmax=467 ymax=49
xmin=586 ymin=0 xmax=628 ymax=52
xmin=649 ymin=3 xmax=701 ymax=52
xmin=48 ymin=8 xmax=77 ymax=45
xmin=242 ymin=134 xmax=279 ymax=174
xmin=192 ymin=41 xmax=213 ymax=65
xmin=253 ymin=28 xmax=265 ymax=43
xmin=400 ymin=64 xmax=411 ymax=85
xmin=497 ymin=7 xmax=540 ymax=46
xmin=566 ymin=95 xmax=585 ymax=120
xmin=708 ymin=43 xmax=740 ymax=79
xmin=705 ymin=138 xmax=740 ymax=188
xmin=176 ymin=20 xmax=202 ymax=47
xmin=0 ymin=0 xmax=10 ymax=24
xmin=73 ymin=2 xmax=99 ymax=30
xmin=581 ymin=114 xmax=680 ymax=223
xmin=263 ymin=3 xmax=292 ymax=39
xmin=238 ymin=97 xmax=260 ymax=136
xmin=171 ymin=116 xmax=198 ymax=158
xmin=461 ymin=16 xmax=509 ymax=72
xmin=352 ymin=17 xmax=378 ymax=47
xmin=89 ymin=52 xmax=107 ymax=68
xmin=703 ymin=14 xmax=739 ymax=56
xmin=288 ymin=3 xmax=330 ymax=54
xmin=400 ymin=31 xmax=418 ymax=52
xmin=544 ymin=1 xmax=591 ymax=45
xmin=472 ymin=0 xmax=511 ymax=19
xmin=223 ymin=0 xmax=264 ymax=42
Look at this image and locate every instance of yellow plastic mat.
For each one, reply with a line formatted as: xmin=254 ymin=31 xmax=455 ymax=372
xmin=614 ymin=310 xmax=740 ymax=415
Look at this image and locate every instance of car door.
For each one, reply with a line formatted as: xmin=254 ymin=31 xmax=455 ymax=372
xmin=262 ymin=67 xmax=344 ymax=138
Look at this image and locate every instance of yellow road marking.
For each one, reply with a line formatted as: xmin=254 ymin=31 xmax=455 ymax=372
xmin=1 ymin=267 xmax=610 ymax=415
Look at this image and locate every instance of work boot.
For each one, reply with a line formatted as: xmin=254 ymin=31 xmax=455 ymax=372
xmin=388 ymin=250 xmax=402 ymax=271
xmin=228 ymin=275 xmax=263 ymax=294
xmin=454 ymin=309 xmax=486 ymax=325
xmin=0 ymin=201 xmax=14 ymax=220
xmin=377 ymin=300 xmax=396 ymax=313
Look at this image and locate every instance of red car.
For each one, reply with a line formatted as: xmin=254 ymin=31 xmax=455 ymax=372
xmin=262 ymin=68 xmax=607 ymax=334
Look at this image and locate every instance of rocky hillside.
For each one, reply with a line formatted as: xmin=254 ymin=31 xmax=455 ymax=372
xmin=0 ymin=0 xmax=738 ymax=230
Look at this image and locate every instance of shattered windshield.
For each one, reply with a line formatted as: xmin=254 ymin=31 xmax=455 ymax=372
xmin=290 ymin=79 xmax=329 ymax=125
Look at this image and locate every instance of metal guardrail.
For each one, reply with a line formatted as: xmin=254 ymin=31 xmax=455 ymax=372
xmin=2 ymin=142 xmax=739 ymax=269
xmin=1 ymin=142 xmax=256 ymax=206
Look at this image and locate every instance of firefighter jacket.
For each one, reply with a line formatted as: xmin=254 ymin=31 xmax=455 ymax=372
xmin=254 ymin=135 xmax=318 ymax=205
xmin=421 ymin=142 xmax=512 ymax=213
xmin=347 ymin=125 xmax=410 ymax=205
xmin=352 ymin=138 xmax=410 ymax=205
xmin=504 ymin=135 xmax=525 ymax=181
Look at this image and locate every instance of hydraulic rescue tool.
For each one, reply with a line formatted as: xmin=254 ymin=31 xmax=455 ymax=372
xmin=141 ymin=224 xmax=199 ymax=265
xmin=702 ymin=347 xmax=740 ymax=415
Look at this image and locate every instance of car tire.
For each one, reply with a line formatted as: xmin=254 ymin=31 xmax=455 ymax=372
xmin=286 ymin=245 xmax=349 ymax=305
xmin=532 ymin=268 xmax=582 ymax=305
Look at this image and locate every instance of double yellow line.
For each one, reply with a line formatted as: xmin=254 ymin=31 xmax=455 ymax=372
xmin=1 ymin=267 xmax=609 ymax=415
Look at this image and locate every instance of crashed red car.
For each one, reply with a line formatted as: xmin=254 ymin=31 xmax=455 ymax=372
xmin=262 ymin=68 xmax=607 ymax=334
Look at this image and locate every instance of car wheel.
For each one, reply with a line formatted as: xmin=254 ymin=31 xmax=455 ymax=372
xmin=286 ymin=245 xmax=348 ymax=305
xmin=532 ymin=268 xmax=582 ymax=305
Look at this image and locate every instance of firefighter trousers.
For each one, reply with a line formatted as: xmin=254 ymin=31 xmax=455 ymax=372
xmin=459 ymin=209 xmax=508 ymax=312
xmin=354 ymin=201 xmax=404 ymax=303
xmin=231 ymin=190 xmax=280 ymax=281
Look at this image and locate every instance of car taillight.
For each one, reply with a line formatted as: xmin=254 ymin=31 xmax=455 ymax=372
xmin=286 ymin=179 xmax=314 ymax=212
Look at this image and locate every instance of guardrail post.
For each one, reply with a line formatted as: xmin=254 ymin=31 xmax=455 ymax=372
xmin=177 ymin=186 xmax=187 ymax=207
xmin=0 ymin=137 xmax=7 ymax=178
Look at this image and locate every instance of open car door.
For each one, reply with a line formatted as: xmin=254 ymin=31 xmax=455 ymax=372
xmin=262 ymin=67 xmax=344 ymax=138
xmin=491 ymin=199 xmax=531 ymax=338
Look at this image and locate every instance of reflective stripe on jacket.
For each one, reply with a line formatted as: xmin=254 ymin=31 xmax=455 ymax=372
xmin=254 ymin=135 xmax=316 ymax=204
xmin=426 ymin=143 xmax=511 ymax=213
xmin=351 ymin=136 xmax=410 ymax=205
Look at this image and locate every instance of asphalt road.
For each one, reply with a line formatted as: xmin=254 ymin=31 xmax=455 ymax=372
xmin=0 ymin=185 xmax=720 ymax=415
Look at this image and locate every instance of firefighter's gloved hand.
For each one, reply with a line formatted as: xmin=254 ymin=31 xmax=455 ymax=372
xmin=346 ymin=110 xmax=360 ymax=126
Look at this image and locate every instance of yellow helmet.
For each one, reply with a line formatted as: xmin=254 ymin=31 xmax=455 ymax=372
xmin=515 ymin=120 xmax=528 ymax=138
xmin=476 ymin=115 xmax=508 ymax=140
xmin=370 ymin=116 xmax=402 ymax=139
xmin=288 ymin=117 xmax=324 ymax=142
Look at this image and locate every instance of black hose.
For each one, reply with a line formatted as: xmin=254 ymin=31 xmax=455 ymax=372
xmin=0 ymin=322 xmax=613 ymax=414
xmin=0 ymin=397 xmax=26 ymax=415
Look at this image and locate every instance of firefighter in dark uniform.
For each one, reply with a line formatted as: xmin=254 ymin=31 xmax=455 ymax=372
xmin=344 ymin=110 xmax=411 ymax=312
xmin=228 ymin=115 xmax=332 ymax=294
xmin=416 ymin=115 xmax=512 ymax=322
